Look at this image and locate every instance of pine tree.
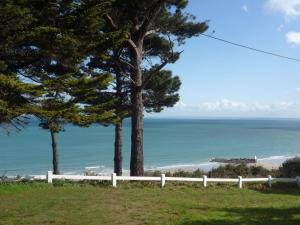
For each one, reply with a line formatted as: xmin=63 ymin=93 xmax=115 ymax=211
xmin=88 ymin=45 xmax=181 ymax=175
xmin=143 ymin=70 xmax=181 ymax=113
xmin=104 ymin=0 xmax=208 ymax=175
xmin=1 ymin=0 xmax=121 ymax=174
xmin=31 ymin=0 xmax=123 ymax=174
xmin=0 ymin=0 xmax=42 ymax=132
xmin=0 ymin=74 xmax=41 ymax=132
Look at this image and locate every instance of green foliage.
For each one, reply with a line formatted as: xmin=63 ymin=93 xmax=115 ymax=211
xmin=102 ymin=1 xmax=208 ymax=175
xmin=141 ymin=164 xmax=300 ymax=179
xmin=0 ymin=0 xmax=126 ymax=174
xmin=0 ymin=0 xmax=124 ymax=130
xmin=9 ymin=0 xmax=122 ymax=129
xmin=89 ymin=0 xmax=208 ymax=119
xmin=143 ymin=70 xmax=181 ymax=112
xmin=0 ymin=74 xmax=41 ymax=132
xmin=71 ymin=73 xmax=121 ymax=126
xmin=172 ymin=169 xmax=205 ymax=177
xmin=0 ymin=0 xmax=41 ymax=131
xmin=0 ymin=0 xmax=207 ymax=176
xmin=0 ymin=0 xmax=36 ymax=73
xmin=279 ymin=157 xmax=300 ymax=178
xmin=145 ymin=169 xmax=204 ymax=177
xmin=209 ymin=164 xmax=275 ymax=178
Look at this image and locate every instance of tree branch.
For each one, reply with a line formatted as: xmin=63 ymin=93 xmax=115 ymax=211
xmin=142 ymin=50 xmax=183 ymax=88
xmin=142 ymin=30 xmax=181 ymax=88
xmin=127 ymin=39 xmax=138 ymax=53
xmin=137 ymin=0 xmax=165 ymax=40
xmin=119 ymin=57 xmax=135 ymax=69
xmin=116 ymin=63 xmax=136 ymax=86
xmin=18 ymin=71 xmax=41 ymax=84
xmin=106 ymin=14 xmax=118 ymax=29
xmin=145 ymin=29 xmax=158 ymax=37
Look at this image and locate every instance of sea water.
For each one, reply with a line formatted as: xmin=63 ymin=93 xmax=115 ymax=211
xmin=1 ymin=118 xmax=300 ymax=175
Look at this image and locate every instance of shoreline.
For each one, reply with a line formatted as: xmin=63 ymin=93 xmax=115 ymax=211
xmin=144 ymin=155 xmax=299 ymax=175
xmin=2 ymin=155 xmax=299 ymax=177
xmin=121 ymin=155 xmax=298 ymax=176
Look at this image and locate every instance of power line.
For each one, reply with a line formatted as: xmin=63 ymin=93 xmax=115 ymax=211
xmin=200 ymin=33 xmax=300 ymax=62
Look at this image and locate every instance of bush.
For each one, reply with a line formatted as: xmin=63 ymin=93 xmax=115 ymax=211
xmin=208 ymin=164 xmax=274 ymax=178
xmin=169 ymin=169 xmax=205 ymax=177
xmin=279 ymin=157 xmax=300 ymax=178
xmin=145 ymin=169 xmax=204 ymax=177
xmin=171 ymin=170 xmax=193 ymax=177
xmin=145 ymin=165 xmax=277 ymax=178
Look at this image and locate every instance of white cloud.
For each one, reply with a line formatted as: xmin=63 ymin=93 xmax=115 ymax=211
xmin=198 ymin=99 xmax=296 ymax=112
xmin=286 ymin=31 xmax=300 ymax=45
xmin=278 ymin=101 xmax=295 ymax=108
xmin=296 ymin=87 xmax=300 ymax=92
xmin=242 ymin=4 xmax=249 ymax=13
xmin=200 ymin=99 xmax=248 ymax=111
xmin=173 ymin=99 xmax=297 ymax=114
xmin=265 ymin=0 xmax=300 ymax=20
xmin=147 ymin=99 xmax=300 ymax=118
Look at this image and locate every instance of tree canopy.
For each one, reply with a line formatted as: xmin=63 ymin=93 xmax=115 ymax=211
xmin=1 ymin=0 xmax=208 ymax=176
xmin=104 ymin=0 xmax=208 ymax=175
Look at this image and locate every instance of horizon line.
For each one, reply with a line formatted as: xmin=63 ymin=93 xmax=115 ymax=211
xmin=144 ymin=116 xmax=300 ymax=120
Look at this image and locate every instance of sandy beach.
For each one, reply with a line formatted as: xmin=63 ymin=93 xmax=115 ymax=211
xmin=144 ymin=155 xmax=299 ymax=175
xmin=96 ymin=155 xmax=298 ymax=176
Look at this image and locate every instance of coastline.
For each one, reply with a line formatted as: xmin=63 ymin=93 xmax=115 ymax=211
xmin=122 ymin=155 xmax=298 ymax=176
xmin=3 ymin=155 xmax=298 ymax=177
xmin=3 ymin=118 xmax=300 ymax=177
xmin=144 ymin=155 xmax=299 ymax=175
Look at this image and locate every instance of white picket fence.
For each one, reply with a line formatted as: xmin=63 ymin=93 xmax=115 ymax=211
xmin=44 ymin=171 xmax=300 ymax=189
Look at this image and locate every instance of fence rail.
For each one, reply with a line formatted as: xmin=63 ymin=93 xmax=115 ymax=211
xmin=41 ymin=171 xmax=300 ymax=189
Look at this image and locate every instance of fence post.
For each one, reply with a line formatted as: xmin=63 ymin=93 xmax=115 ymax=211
xmin=47 ymin=171 xmax=53 ymax=184
xmin=112 ymin=173 xmax=117 ymax=187
xmin=268 ymin=175 xmax=272 ymax=188
xmin=296 ymin=176 xmax=300 ymax=187
xmin=238 ymin=176 xmax=242 ymax=189
xmin=161 ymin=173 xmax=165 ymax=187
xmin=203 ymin=175 xmax=207 ymax=187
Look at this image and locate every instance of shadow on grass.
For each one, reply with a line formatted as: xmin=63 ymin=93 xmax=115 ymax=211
xmin=246 ymin=182 xmax=300 ymax=196
xmin=180 ymin=206 xmax=300 ymax=225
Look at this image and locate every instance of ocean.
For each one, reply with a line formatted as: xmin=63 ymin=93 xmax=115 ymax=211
xmin=1 ymin=118 xmax=300 ymax=176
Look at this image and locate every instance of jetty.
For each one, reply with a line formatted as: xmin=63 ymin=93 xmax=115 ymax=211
xmin=210 ymin=156 xmax=257 ymax=164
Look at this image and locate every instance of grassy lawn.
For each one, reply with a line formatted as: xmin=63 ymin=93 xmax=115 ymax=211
xmin=0 ymin=182 xmax=300 ymax=225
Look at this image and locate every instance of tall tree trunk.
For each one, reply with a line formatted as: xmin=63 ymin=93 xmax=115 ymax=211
xmin=114 ymin=67 xmax=124 ymax=176
xmin=50 ymin=128 xmax=59 ymax=174
xmin=114 ymin=121 xmax=123 ymax=175
xmin=130 ymin=44 xmax=144 ymax=176
xmin=130 ymin=86 xmax=144 ymax=176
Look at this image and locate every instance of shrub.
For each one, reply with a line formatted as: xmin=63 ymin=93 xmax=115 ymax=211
xmin=279 ymin=157 xmax=300 ymax=178
xmin=172 ymin=170 xmax=193 ymax=177
xmin=170 ymin=169 xmax=205 ymax=177
xmin=249 ymin=165 xmax=275 ymax=177
xmin=145 ymin=165 xmax=276 ymax=178
xmin=208 ymin=164 xmax=274 ymax=178
xmin=144 ymin=170 xmax=161 ymax=177
xmin=145 ymin=169 xmax=204 ymax=177
xmin=192 ymin=169 xmax=205 ymax=177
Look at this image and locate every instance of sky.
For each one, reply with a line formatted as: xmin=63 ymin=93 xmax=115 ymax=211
xmin=148 ymin=0 xmax=300 ymax=118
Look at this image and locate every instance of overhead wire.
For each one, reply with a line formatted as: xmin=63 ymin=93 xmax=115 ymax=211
xmin=200 ymin=33 xmax=300 ymax=62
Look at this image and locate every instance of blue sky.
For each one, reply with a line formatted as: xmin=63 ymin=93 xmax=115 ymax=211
xmin=148 ymin=0 xmax=300 ymax=118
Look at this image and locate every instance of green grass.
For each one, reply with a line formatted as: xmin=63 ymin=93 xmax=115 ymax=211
xmin=0 ymin=182 xmax=300 ymax=225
